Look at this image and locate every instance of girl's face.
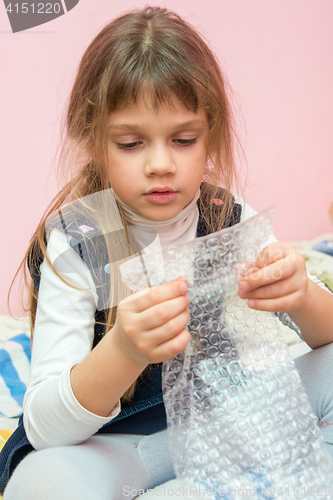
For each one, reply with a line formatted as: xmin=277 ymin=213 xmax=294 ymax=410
xmin=107 ymin=95 xmax=209 ymax=222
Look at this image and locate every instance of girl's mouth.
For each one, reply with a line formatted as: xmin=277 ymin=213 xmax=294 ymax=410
xmin=143 ymin=191 xmax=178 ymax=204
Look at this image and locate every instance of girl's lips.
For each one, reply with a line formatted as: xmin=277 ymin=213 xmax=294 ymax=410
xmin=143 ymin=191 xmax=178 ymax=204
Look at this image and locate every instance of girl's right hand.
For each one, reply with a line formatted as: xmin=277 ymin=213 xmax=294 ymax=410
xmin=111 ymin=278 xmax=191 ymax=368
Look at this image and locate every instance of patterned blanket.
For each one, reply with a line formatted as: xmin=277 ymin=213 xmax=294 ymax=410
xmin=0 ymin=315 xmax=30 ymax=499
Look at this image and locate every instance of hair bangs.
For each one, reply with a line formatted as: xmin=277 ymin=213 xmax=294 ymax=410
xmin=106 ymin=47 xmax=202 ymax=114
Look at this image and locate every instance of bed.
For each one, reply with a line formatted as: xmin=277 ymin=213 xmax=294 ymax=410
xmin=0 ymin=233 xmax=332 ymax=499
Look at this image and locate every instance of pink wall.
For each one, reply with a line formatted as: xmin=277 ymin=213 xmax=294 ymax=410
xmin=1 ymin=0 xmax=333 ymax=316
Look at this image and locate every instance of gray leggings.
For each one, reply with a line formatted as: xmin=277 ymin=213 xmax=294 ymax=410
xmin=4 ymin=343 xmax=333 ymax=500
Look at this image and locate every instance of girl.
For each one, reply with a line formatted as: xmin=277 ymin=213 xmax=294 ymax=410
xmin=1 ymin=6 xmax=333 ymax=499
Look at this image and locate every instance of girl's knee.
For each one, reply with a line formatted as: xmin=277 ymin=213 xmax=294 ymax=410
xmin=4 ymin=447 xmax=93 ymax=500
xmin=295 ymin=341 xmax=333 ymax=445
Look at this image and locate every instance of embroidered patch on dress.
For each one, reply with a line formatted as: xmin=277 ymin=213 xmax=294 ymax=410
xmin=321 ymin=421 xmax=333 ymax=428
xmin=79 ymin=225 xmax=95 ymax=233
xmin=211 ymin=198 xmax=224 ymax=205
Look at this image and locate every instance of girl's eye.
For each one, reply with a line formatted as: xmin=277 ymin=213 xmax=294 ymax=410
xmin=116 ymin=138 xmax=197 ymax=149
xmin=117 ymin=142 xmax=141 ymax=150
xmin=174 ymin=138 xmax=197 ymax=146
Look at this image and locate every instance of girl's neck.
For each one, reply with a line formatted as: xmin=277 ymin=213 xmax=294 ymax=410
xmin=112 ymin=188 xmax=201 ymax=246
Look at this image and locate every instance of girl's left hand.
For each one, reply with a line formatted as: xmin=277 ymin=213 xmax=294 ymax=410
xmin=238 ymin=242 xmax=309 ymax=313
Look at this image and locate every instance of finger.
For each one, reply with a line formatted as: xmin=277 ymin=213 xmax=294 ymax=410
xmin=151 ymin=307 xmax=190 ymax=343
xmin=120 ymin=278 xmax=189 ymax=313
xmin=239 ymin=255 xmax=296 ymax=292
xmin=246 ymin=290 xmax=303 ymax=312
xmin=138 ymin=308 xmax=191 ymax=352
xmin=138 ymin=294 xmax=190 ymax=331
xmin=151 ymin=328 xmax=191 ymax=363
xmin=238 ymin=276 xmax=300 ymax=301
xmin=253 ymin=243 xmax=291 ymax=270
xmin=137 ymin=279 xmax=189 ymax=313
xmin=173 ymin=276 xmax=189 ymax=284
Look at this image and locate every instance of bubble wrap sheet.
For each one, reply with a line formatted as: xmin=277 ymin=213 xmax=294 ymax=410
xmin=120 ymin=207 xmax=333 ymax=499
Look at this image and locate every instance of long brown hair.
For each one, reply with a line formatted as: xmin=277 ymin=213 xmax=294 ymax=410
xmin=12 ymin=6 xmax=242 ymax=403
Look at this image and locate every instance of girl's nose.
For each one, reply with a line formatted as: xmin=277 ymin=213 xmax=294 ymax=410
xmin=144 ymin=144 xmax=176 ymax=177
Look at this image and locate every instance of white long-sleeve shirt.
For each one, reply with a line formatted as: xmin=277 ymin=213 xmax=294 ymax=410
xmin=23 ymin=228 xmax=121 ymax=450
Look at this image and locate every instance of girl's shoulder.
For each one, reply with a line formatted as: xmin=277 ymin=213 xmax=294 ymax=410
xmin=46 ymin=199 xmax=104 ymax=245
xmin=46 ymin=188 xmax=124 ymax=243
xmin=231 ymin=190 xmax=278 ymax=247
xmin=230 ymin=190 xmax=257 ymax=223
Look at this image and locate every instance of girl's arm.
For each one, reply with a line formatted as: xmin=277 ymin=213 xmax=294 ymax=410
xmin=70 ymin=279 xmax=190 ymax=417
xmin=238 ymin=242 xmax=333 ymax=349
xmin=23 ymin=229 xmax=117 ymax=450
xmin=24 ymin=229 xmax=190 ymax=449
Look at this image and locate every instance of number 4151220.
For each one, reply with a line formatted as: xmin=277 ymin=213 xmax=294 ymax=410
xmin=6 ymin=3 xmax=62 ymax=14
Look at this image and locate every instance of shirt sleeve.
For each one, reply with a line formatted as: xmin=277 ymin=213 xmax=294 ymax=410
xmin=23 ymin=229 xmax=121 ymax=450
xmin=233 ymin=192 xmax=278 ymax=247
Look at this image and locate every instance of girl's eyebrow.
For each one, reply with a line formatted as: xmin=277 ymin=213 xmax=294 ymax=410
xmin=109 ymin=119 xmax=206 ymax=131
xmin=109 ymin=123 xmax=143 ymax=131
xmin=172 ymin=119 xmax=207 ymax=131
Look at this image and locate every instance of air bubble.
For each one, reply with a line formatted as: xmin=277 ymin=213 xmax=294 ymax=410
xmin=208 ymin=333 xmax=220 ymax=345
xmin=206 ymin=346 xmax=218 ymax=357
xmin=196 ymin=257 xmax=209 ymax=269
xmin=207 ymin=238 xmax=220 ymax=251
xmin=235 ymin=309 xmax=245 ymax=320
xmin=220 ymin=233 xmax=232 ymax=245
xmin=245 ymin=317 xmax=255 ymax=328
xmin=225 ymin=303 xmax=235 ymax=313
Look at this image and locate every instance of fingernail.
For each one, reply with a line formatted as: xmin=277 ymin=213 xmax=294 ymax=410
xmin=248 ymin=300 xmax=255 ymax=308
xmin=180 ymin=282 xmax=188 ymax=294
xmin=238 ymin=290 xmax=247 ymax=299
xmin=239 ymin=280 xmax=250 ymax=291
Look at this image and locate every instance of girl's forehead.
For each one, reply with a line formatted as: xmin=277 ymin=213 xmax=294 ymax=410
xmin=108 ymin=99 xmax=208 ymax=130
xmin=116 ymin=90 xmax=184 ymax=113
xmin=109 ymin=92 xmax=207 ymax=124
xmin=114 ymin=83 xmax=205 ymax=113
